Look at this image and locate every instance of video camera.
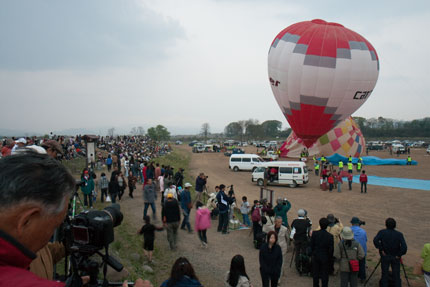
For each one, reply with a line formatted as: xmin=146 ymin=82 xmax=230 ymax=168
xmin=62 ymin=201 xmax=125 ymax=287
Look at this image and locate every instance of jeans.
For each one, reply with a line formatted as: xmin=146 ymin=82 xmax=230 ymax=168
xmin=218 ymin=211 xmax=229 ymax=233
xmin=380 ymin=255 xmax=401 ymax=287
xmin=198 ymin=229 xmax=207 ymax=243
xmin=348 ymin=180 xmax=352 ymax=190
xmin=144 ymin=202 xmax=157 ymax=219
xmin=340 ymin=271 xmax=358 ymax=287
xmin=329 ymin=183 xmax=333 ymax=192
xmin=181 ymin=209 xmax=191 ymax=231
xmin=83 ymin=194 xmax=92 ymax=207
xmin=166 ymin=222 xmax=179 ymax=250
xmin=361 ymin=182 xmax=367 ymax=193
xmin=337 ymin=182 xmax=342 ymax=192
xmin=100 ymin=188 xmax=108 ymax=202
xmin=242 ymin=213 xmax=251 ymax=226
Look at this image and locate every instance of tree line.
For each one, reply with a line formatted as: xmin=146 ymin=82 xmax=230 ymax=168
xmin=223 ymin=119 xmax=291 ymax=141
xmin=353 ymin=117 xmax=430 ymax=138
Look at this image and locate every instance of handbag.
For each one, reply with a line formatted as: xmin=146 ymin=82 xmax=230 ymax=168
xmin=342 ymin=241 xmax=360 ymax=272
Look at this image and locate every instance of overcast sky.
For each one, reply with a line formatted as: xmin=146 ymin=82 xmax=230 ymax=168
xmin=1 ymin=0 xmax=429 ymax=135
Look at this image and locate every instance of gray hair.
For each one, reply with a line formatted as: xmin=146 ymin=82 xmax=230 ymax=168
xmin=0 ymin=152 xmax=75 ymax=215
xmin=275 ymin=216 xmax=283 ymax=221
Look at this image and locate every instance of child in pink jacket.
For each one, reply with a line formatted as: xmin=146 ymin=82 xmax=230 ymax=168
xmin=195 ymin=201 xmax=211 ymax=247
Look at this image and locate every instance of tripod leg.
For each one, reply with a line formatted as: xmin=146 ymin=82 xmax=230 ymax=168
xmin=364 ymin=258 xmax=381 ymax=287
xmin=401 ymin=261 xmax=411 ymax=287
xmin=290 ymin=246 xmax=296 ymax=268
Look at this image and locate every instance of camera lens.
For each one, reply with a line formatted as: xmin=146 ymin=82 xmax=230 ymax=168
xmin=104 ymin=204 xmax=123 ymax=227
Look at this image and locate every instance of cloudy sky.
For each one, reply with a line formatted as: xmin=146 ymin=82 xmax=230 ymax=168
xmin=1 ymin=0 xmax=429 ymax=135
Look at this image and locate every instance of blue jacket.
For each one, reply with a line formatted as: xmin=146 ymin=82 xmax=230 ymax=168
xmin=351 ymin=225 xmax=367 ymax=255
xmin=160 ymin=276 xmax=202 ymax=287
xmin=216 ymin=191 xmax=233 ymax=213
xmin=373 ymin=229 xmax=407 ymax=257
xmin=180 ymin=189 xmax=191 ymax=211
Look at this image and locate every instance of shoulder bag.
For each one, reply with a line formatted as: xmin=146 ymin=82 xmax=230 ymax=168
xmin=342 ymin=241 xmax=360 ymax=272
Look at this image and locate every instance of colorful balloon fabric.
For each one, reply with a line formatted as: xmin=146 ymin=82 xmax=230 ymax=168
xmin=280 ymin=117 xmax=366 ymax=158
xmin=268 ymin=19 xmax=379 ymax=148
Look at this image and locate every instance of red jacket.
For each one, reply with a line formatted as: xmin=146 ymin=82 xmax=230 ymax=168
xmin=328 ymin=176 xmax=334 ymax=184
xmin=359 ymin=174 xmax=368 ymax=183
xmin=0 ymin=230 xmax=64 ymax=287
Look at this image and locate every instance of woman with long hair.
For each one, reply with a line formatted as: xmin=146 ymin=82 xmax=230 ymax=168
xmin=160 ymin=257 xmax=202 ymax=287
xmin=225 ymin=255 xmax=252 ymax=287
xmin=259 ymin=231 xmax=283 ymax=287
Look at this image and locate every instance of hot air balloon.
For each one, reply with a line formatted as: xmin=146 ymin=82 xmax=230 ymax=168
xmin=268 ymin=19 xmax=379 ymax=148
xmin=279 ymin=116 xmax=366 ymax=158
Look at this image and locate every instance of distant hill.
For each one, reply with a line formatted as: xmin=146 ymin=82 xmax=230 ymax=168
xmin=0 ymin=128 xmax=42 ymax=137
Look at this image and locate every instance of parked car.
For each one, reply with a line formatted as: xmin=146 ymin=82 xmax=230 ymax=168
xmin=261 ymin=150 xmax=279 ymax=161
xmin=427 ymin=145 xmax=430 ymax=154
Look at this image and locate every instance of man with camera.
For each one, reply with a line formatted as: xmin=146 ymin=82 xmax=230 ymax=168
xmin=216 ymin=184 xmax=234 ymax=234
xmin=350 ymin=217 xmax=368 ymax=283
xmin=195 ymin=173 xmax=207 ymax=202
xmin=373 ymin=218 xmax=407 ymax=287
xmin=0 ymin=153 xmax=151 ymax=287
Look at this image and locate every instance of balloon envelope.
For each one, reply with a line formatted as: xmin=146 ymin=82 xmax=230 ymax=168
xmin=268 ymin=19 xmax=379 ymax=147
xmin=280 ymin=116 xmax=366 ymax=158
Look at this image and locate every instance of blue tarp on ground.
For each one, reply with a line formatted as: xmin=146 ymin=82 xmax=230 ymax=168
xmin=319 ymin=153 xmax=417 ymax=166
xmin=351 ymin=175 xmax=430 ymax=191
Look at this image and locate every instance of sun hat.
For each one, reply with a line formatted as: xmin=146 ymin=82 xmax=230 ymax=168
xmin=184 ymin=183 xmax=192 ymax=188
xmin=341 ymin=226 xmax=354 ymax=240
xmin=15 ymin=138 xmax=27 ymax=144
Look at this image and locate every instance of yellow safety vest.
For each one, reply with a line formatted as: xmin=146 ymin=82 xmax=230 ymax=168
xmin=348 ymin=162 xmax=353 ymax=170
xmin=348 ymin=157 xmax=352 ymax=162
xmin=339 ymin=161 xmax=344 ymax=168
xmin=321 ymin=156 xmax=326 ymax=162
xmin=357 ymin=162 xmax=362 ymax=169
xmin=315 ymin=164 xmax=320 ymax=170
xmin=407 ymin=157 xmax=412 ymax=162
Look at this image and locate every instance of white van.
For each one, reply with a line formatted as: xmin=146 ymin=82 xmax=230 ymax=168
xmin=252 ymin=161 xmax=309 ymax=188
xmin=229 ymin=154 xmax=264 ymax=171
xmin=392 ymin=144 xmax=405 ymax=154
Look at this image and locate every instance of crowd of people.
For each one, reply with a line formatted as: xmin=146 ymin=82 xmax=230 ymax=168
xmin=1 ymin=137 xmax=429 ymax=287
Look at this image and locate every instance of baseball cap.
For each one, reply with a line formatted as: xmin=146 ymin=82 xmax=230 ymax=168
xmin=184 ymin=183 xmax=192 ymax=188
xmin=15 ymin=138 xmax=27 ymax=144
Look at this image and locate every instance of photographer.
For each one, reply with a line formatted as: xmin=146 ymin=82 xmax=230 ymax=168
xmin=216 ymin=184 xmax=234 ymax=234
xmin=0 ymin=153 xmax=151 ymax=287
xmin=350 ymin=217 xmax=368 ymax=283
xmin=195 ymin=173 xmax=207 ymax=202
xmin=373 ymin=218 xmax=407 ymax=287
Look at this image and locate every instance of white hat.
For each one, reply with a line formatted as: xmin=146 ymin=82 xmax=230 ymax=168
xmin=15 ymin=138 xmax=27 ymax=144
xmin=184 ymin=183 xmax=192 ymax=188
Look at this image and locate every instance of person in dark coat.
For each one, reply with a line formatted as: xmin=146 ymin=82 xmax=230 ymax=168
xmin=195 ymin=173 xmax=207 ymax=202
xmin=373 ymin=218 xmax=407 ymax=287
xmin=311 ymin=217 xmax=334 ymax=287
xmin=216 ymin=184 xmax=235 ymax=234
xmin=108 ymin=172 xmax=120 ymax=203
xmin=160 ymin=257 xmax=202 ymax=287
xmin=259 ymin=231 xmax=283 ymax=287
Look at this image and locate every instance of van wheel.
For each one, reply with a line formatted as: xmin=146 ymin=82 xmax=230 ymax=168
xmin=289 ymin=181 xmax=297 ymax=188
xmin=233 ymin=166 xmax=239 ymax=172
xmin=257 ymin=179 xmax=264 ymax=186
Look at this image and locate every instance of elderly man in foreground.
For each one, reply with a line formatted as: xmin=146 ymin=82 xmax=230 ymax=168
xmin=0 ymin=152 xmax=151 ymax=287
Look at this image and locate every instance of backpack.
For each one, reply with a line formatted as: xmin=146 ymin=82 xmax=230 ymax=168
xmin=254 ymin=232 xmax=267 ymax=249
xmin=251 ymin=207 xmax=261 ymax=222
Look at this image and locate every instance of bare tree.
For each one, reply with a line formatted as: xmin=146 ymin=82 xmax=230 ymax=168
xmin=137 ymin=126 xmax=145 ymax=136
xmin=130 ymin=127 xmax=137 ymax=135
xmin=201 ymin=123 xmax=210 ymax=142
xmin=107 ymin=127 xmax=115 ymax=137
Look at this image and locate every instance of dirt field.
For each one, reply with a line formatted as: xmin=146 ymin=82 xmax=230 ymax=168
xmin=122 ymin=146 xmax=429 ymax=286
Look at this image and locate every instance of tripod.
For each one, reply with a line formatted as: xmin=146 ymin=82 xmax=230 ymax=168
xmin=364 ymin=257 xmax=410 ymax=287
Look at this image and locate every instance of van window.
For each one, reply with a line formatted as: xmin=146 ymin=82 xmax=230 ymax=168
xmin=303 ymin=166 xmax=308 ymax=173
xmin=231 ymin=158 xmax=241 ymax=162
xmin=293 ymin=167 xmax=302 ymax=174
xmin=242 ymin=157 xmax=251 ymax=162
xmin=254 ymin=167 xmax=265 ymax=173
xmin=252 ymin=158 xmax=260 ymax=162
xmin=280 ymin=167 xmax=292 ymax=174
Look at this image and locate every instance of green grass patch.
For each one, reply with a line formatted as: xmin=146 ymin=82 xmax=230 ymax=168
xmin=62 ymin=157 xmax=87 ymax=176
